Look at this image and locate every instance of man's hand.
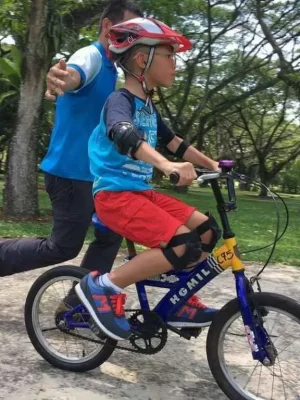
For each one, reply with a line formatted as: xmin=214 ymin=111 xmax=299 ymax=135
xmin=45 ymin=59 xmax=69 ymax=100
xmin=45 ymin=59 xmax=81 ymax=101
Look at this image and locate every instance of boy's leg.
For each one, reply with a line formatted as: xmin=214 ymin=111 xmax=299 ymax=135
xmin=166 ymin=209 xmax=220 ymax=327
xmin=131 ymin=191 xmax=220 ymax=327
xmin=75 ymin=191 xmax=218 ymax=340
xmin=108 ymin=210 xmax=215 ymax=287
xmin=76 ymin=223 xmax=191 ymax=341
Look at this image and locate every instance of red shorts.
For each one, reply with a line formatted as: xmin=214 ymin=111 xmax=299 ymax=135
xmin=95 ymin=190 xmax=196 ymax=248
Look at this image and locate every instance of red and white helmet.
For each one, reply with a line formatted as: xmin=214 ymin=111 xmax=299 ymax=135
xmin=108 ymin=17 xmax=192 ymax=54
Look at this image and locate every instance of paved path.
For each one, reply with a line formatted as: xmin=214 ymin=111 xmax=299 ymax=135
xmin=0 ymin=248 xmax=299 ymax=400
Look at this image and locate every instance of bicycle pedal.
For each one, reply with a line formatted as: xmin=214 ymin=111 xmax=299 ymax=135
xmin=90 ymin=321 xmax=107 ymax=340
xmin=180 ymin=327 xmax=202 ymax=339
xmin=168 ymin=324 xmax=202 ymax=340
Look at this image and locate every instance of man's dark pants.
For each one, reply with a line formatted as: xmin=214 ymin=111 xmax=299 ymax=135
xmin=0 ymin=173 xmax=122 ymax=276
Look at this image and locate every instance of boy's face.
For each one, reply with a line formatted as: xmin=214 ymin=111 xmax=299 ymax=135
xmin=147 ymin=45 xmax=177 ymax=88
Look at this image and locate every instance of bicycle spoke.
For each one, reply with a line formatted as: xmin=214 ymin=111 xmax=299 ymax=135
xmin=31 ymin=275 xmax=105 ymax=364
xmin=216 ymin=303 xmax=300 ymax=400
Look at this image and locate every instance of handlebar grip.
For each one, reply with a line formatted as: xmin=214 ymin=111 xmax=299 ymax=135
xmin=227 ymin=177 xmax=236 ymax=203
xmin=169 ymin=172 xmax=180 ymax=185
xmin=219 ymin=160 xmax=235 ymax=169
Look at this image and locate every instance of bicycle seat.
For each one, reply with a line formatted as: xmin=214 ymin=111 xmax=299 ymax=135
xmin=91 ymin=213 xmax=112 ymax=232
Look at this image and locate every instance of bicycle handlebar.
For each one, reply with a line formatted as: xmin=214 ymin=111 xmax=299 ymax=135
xmin=169 ymin=170 xmax=221 ymax=185
xmin=197 ymin=172 xmax=221 ymax=184
xmin=169 ymin=160 xmax=237 ymax=213
xmin=169 ymin=160 xmax=235 ymax=184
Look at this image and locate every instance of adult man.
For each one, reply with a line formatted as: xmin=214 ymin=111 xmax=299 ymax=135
xmin=0 ymin=0 xmax=143 ymax=276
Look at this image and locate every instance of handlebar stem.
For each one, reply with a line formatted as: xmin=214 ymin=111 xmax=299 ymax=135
xmin=210 ymin=180 xmax=235 ymax=239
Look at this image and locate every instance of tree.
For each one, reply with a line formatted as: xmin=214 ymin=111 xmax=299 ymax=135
xmin=1 ymin=0 xmax=300 ymax=216
xmin=1 ymin=0 xmax=107 ymax=217
xmin=280 ymin=160 xmax=300 ymax=194
xmin=214 ymin=85 xmax=300 ymax=196
xmin=0 ymin=44 xmax=21 ymax=173
xmin=254 ymin=0 xmax=300 ymax=98
xmin=0 ymin=92 xmax=18 ymax=175
xmin=152 ymin=0 xmax=279 ymax=148
xmin=3 ymin=0 xmax=49 ymax=217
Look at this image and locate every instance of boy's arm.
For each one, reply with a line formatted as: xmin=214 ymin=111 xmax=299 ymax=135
xmin=107 ymin=97 xmax=172 ymax=174
xmin=156 ymin=116 xmax=218 ymax=171
xmin=105 ymin=95 xmax=196 ymax=184
xmin=134 ymin=141 xmax=174 ymax=175
xmin=134 ymin=142 xmax=197 ymax=184
xmin=167 ymin=136 xmax=219 ymax=171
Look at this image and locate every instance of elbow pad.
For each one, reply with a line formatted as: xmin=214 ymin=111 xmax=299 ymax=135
xmin=108 ymin=122 xmax=145 ymax=158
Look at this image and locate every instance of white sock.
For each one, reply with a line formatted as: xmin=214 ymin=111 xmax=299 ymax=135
xmin=97 ymin=273 xmax=122 ymax=293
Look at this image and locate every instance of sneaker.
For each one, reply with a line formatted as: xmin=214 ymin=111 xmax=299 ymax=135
xmin=167 ymin=295 xmax=218 ymax=327
xmin=55 ymin=285 xmax=79 ymax=315
xmin=75 ymin=271 xmax=131 ymax=341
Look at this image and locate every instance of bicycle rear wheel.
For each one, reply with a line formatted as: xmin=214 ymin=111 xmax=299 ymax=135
xmin=25 ymin=265 xmax=117 ymax=372
xmin=206 ymin=292 xmax=300 ymax=400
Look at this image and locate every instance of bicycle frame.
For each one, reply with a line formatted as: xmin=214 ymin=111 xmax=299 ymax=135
xmin=138 ymin=238 xmax=242 ymax=320
xmin=66 ymin=165 xmax=273 ymax=364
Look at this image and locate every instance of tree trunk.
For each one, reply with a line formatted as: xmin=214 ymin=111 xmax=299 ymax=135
xmin=259 ymin=184 xmax=268 ymax=197
xmin=4 ymin=0 xmax=48 ymax=218
xmin=239 ymin=181 xmax=251 ymax=191
xmin=257 ymin=160 xmax=270 ymax=198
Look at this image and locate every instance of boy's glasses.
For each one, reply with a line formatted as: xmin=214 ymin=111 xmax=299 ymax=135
xmin=154 ymin=52 xmax=177 ymax=65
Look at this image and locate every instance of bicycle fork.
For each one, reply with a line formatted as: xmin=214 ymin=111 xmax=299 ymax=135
xmin=235 ymin=271 xmax=277 ymax=366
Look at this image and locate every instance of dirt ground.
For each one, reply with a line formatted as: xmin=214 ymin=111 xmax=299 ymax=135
xmin=0 ymin=248 xmax=299 ymax=400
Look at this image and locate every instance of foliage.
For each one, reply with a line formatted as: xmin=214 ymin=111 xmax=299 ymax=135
xmin=207 ymin=84 xmax=300 ymax=194
xmin=0 ymin=0 xmax=300 ymax=218
xmin=280 ymin=160 xmax=300 ymax=194
xmin=254 ymin=0 xmax=300 ymax=98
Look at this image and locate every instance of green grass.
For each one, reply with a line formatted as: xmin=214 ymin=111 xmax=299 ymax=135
xmin=0 ymin=180 xmax=299 ymax=265
xmin=0 ymin=179 xmax=96 ymax=242
xmin=161 ymin=185 xmax=300 ymax=266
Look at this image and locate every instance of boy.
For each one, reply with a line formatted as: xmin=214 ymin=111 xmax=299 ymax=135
xmin=76 ymin=18 xmax=221 ymax=340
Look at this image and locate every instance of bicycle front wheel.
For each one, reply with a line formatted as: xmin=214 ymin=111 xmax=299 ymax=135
xmin=206 ymin=292 xmax=300 ymax=400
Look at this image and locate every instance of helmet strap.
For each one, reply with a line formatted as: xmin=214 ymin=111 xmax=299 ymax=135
xmin=118 ymin=46 xmax=156 ymax=111
xmin=138 ymin=46 xmax=155 ymax=107
xmin=143 ymin=46 xmax=155 ymax=74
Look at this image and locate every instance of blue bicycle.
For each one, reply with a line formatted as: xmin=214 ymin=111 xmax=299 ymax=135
xmin=25 ymin=161 xmax=300 ymax=400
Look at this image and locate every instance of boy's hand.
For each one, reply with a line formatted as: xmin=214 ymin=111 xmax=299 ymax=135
xmin=210 ymin=161 xmax=221 ymax=172
xmin=162 ymin=161 xmax=197 ymax=186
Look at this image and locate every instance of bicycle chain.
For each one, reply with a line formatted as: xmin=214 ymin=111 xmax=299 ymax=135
xmin=60 ymin=309 xmax=167 ymax=355
xmin=64 ymin=330 xmax=145 ymax=353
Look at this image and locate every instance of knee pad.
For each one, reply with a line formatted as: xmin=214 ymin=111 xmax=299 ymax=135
xmin=162 ymin=230 xmax=202 ymax=271
xmin=196 ymin=212 xmax=221 ymax=253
